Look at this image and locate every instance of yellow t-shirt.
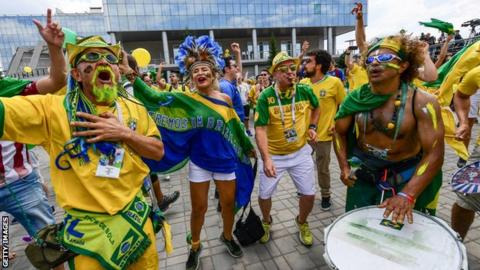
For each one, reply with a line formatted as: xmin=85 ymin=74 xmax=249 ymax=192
xmin=248 ymin=85 xmax=259 ymax=106
xmin=300 ymin=76 xmax=346 ymax=141
xmin=348 ymin=63 xmax=369 ymax=91
xmin=0 ymin=95 xmax=160 ymax=214
xmin=254 ymin=84 xmax=319 ymax=155
xmin=458 ymin=65 xmax=480 ymax=96
xmin=160 ymin=83 xmax=191 ymax=93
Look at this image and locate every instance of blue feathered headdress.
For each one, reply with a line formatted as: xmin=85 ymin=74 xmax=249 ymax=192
xmin=175 ymin=35 xmax=225 ymax=76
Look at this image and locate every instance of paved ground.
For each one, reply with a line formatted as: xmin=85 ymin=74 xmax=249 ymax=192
xmin=3 ymin=124 xmax=480 ymax=270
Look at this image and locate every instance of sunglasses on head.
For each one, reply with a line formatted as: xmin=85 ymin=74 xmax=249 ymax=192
xmin=276 ymin=64 xmax=298 ymax=73
xmin=365 ymin=53 xmax=402 ymax=65
xmin=76 ymin=52 xmax=119 ymax=65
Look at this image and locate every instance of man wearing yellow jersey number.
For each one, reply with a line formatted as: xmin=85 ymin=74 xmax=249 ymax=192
xmin=255 ymin=52 xmax=320 ymax=247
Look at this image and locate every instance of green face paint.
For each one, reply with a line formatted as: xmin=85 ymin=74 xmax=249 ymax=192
xmin=425 ymin=103 xmax=438 ymax=130
xmin=416 ymin=162 xmax=429 ymax=176
xmin=91 ymin=66 xmax=118 ymax=104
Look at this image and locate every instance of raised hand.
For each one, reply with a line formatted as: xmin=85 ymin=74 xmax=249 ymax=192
xmin=351 ymin=2 xmax=363 ymax=19
xmin=33 ymin=9 xmax=64 ymax=48
xmin=301 ymin=41 xmax=310 ymax=54
xmin=231 ymin=43 xmax=241 ymax=55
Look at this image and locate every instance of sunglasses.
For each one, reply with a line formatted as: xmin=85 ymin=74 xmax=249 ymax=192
xmin=276 ymin=64 xmax=298 ymax=73
xmin=76 ymin=52 xmax=119 ymax=65
xmin=365 ymin=53 xmax=402 ymax=65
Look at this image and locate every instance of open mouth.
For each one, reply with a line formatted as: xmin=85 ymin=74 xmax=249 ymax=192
xmin=197 ymin=76 xmax=207 ymax=83
xmin=98 ymin=70 xmax=112 ymax=83
xmin=368 ymin=67 xmax=383 ymax=77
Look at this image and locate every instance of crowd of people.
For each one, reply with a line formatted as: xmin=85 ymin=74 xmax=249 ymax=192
xmin=1 ymin=3 xmax=480 ymax=270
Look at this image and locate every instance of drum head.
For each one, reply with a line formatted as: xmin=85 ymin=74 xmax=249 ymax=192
xmin=452 ymin=160 xmax=480 ymax=194
xmin=324 ymin=207 xmax=464 ymax=270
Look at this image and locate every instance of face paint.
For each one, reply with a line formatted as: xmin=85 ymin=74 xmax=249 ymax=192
xmin=354 ymin=122 xmax=360 ymax=139
xmin=91 ymin=66 xmax=118 ymax=104
xmin=425 ymin=103 xmax=438 ymax=130
xmin=83 ymin=65 xmax=93 ymax=74
xmin=385 ymin=63 xmax=400 ymax=70
xmin=335 ymin=137 xmax=342 ymax=151
xmin=432 ymin=140 xmax=437 ymax=148
xmin=416 ymin=161 xmax=429 ymax=176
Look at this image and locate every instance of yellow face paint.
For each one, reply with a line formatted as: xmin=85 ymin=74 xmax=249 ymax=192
xmin=335 ymin=137 xmax=342 ymax=151
xmin=385 ymin=63 xmax=400 ymax=70
xmin=425 ymin=103 xmax=438 ymax=130
xmin=354 ymin=122 xmax=360 ymax=139
xmin=416 ymin=162 xmax=429 ymax=176
xmin=432 ymin=140 xmax=437 ymax=148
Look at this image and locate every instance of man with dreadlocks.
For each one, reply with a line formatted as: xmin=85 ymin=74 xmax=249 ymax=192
xmin=333 ymin=35 xmax=445 ymax=225
xmin=0 ymin=32 xmax=163 ymax=269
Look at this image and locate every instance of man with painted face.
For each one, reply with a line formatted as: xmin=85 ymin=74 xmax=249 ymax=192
xmin=255 ymin=52 xmax=320 ymax=247
xmin=0 ymin=35 xmax=164 ymax=269
xmin=334 ymin=35 xmax=445 ymax=224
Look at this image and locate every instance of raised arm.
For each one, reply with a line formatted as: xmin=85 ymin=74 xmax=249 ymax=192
xmin=352 ymin=3 xmax=368 ymax=54
xmin=435 ymin=34 xmax=453 ymax=68
xmin=417 ymin=42 xmax=438 ymax=82
xmin=297 ymin=41 xmax=310 ymax=61
xmin=156 ymin=62 xmax=167 ymax=89
xmin=344 ymin=49 xmax=354 ymax=70
xmin=33 ymin=8 xmax=67 ymax=94
xmin=231 ymin=43 xmax=242 ymax=75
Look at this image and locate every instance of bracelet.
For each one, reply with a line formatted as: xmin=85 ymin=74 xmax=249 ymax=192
xmin=398 ymin=192 xmax=415 ymax=205
xmin=308 ymin=124 xmax=317 ymax=131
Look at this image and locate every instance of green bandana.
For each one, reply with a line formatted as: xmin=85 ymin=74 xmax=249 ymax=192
xmin=335 ymin=83 xmax=392 ymax=120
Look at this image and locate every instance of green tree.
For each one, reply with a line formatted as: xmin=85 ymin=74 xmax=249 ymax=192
xmin=268 ymin=33 xmax=278 ymax=68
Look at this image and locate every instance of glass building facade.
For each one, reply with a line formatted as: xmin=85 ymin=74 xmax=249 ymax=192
xmin=0 ymin=12 xmax=107 ymax=71
xmin=105 ymin=0 xmax=360 ymax=31
xmin=0 ymin=0 xmax=367 ymax=74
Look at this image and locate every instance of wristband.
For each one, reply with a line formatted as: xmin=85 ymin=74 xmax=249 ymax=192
xmin=309 ymin=124 xmax=317 ymax=131
xmin=398 ymin=192 xmax=415 ymax=205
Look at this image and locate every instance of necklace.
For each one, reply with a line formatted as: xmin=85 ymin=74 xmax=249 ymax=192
xmin=368 ymin=82 xmax=408 ymax=139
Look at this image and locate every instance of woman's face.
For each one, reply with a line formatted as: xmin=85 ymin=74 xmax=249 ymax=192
xmin=191 ymin=63 xmax=214 ymax=91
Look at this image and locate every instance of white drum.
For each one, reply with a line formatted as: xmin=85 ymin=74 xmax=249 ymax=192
xmin=323 ymin=206 xmax=468 ymax=270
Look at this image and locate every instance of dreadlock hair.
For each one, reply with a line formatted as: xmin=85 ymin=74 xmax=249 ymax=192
xmin=364 ymin=35 xmax=425 ymax=83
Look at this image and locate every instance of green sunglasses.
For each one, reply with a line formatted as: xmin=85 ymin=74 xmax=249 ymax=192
xmin=76 ymin=52 xmax=119 ymax=66
xmin=276 ymin=64 xmax=298 ymax=73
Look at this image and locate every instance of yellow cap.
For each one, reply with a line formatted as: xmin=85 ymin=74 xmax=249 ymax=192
xmin=66 ymin=36 xmax=121 ymax=67
xmin=269 ymin=51 xmax=300 ymax=74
